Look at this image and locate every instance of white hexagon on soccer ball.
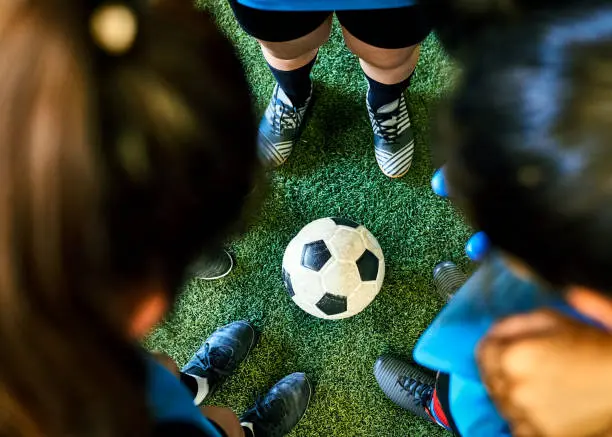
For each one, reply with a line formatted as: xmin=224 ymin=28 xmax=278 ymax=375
xmin=287 ymin=265 xmax=327 ymax=300
xmin=358 ymin=227 xmax=384 ymax=261
xmin=322 ymin=260 xmax=361 ymax=297
xmin=347 ymin=282 xmax=380 ymax=315
xmin=282 ymin=236 xmax=305 ymax=274
xmin=296 ymin=218 xmax=339 ymax=244
xmin=327 ymin=228 xmax=366 ymax=262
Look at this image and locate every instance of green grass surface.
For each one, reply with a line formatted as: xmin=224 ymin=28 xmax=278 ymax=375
xmin=146 ymin=3 xmax=472 ymax=436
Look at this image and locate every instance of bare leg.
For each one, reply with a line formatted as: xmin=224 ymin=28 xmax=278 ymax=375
xmin=342 ymin=27 xmax=420 ymax=85
xmin=151 ymin=351 xmax=179 ymax=377
xmin=342 ymin=27 xmax=421 ymax=178
xmin=201 ymin=406 xmax=245 ymax=437
xmin=258 ymin=15 xmax=333 ymax=71
xmin=255 ymin=16 xmax=333 ymax=167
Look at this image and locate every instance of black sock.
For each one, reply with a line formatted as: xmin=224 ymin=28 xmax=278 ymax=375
xmin=179 ymin=372 xmax=199 ymax=399
xmin=365 ymin=72 xmax=414 ymax=112
xmin=242 ymin=426 xmax=255 ymax=437
xmin=267 ymin=54 xmax=316 ymax=107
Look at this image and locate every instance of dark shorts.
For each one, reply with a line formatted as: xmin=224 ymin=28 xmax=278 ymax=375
xmin=227 ymin=0 xmax=431 ymax=49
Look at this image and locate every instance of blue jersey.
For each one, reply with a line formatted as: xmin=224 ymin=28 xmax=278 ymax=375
xmin=414 ymin=255 xmax=602 ymax=437
xmin=236 ymin=0 xmax=417 ymax=12
xmin=147 ymin=358 xmax=223 ymax=437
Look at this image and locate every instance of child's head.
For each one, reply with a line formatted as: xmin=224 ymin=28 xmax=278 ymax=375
xmin=0 ymin=1 xmax=255 ymax=435
xmin=443 ymin=3 xmax=612 ymax=314
xmin=425 ymin=0 xmax=606 ymax=58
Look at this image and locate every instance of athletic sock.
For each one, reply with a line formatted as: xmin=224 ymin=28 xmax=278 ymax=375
xmin=179 ymin=373 xmax=210 ymax=405
xmin=428 ymin=389 xmax=452 ymax=431
xmin=267 ymin=55 xmax=316 ymax=107
xmin=365 ymin=72 xmax=414 ymax=112
xmin=241 ymin=423 xmax=255 ymax=437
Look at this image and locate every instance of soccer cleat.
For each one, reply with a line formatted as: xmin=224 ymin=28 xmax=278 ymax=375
xmin=241 ymin=372 xmax=312 ymax=437
xmin=189 ymin=249 xmax=234 ymax=280
xmin=433 ymin=261 xmax=467 ymax=302
xmin=374 ymin=355 xmax=436 ymax=423
xmin=258 ymin=84 xmax=312 ymax=168
xmin=367 ymin=92 xmax=415 ymax=178
xmin=182 ymin=321 xmax=257 ymax=399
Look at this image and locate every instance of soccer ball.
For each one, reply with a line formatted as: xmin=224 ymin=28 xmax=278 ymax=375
xmin=282 ymin=217 xmax=385 ymax=320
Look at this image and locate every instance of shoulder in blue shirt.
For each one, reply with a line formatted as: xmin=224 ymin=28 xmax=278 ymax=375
xmin=413 ymin=255 xmax=576 ymax=437
xmin=147 ymin=357 xmax=223 ymax=437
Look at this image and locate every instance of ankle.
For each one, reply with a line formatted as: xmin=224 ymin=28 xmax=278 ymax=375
xmin=187 ymin=374 xmax=210 ymax=405
xmin=366 ymin=72 xmax=413 ymax=112
xmin=201 ymin=406 xmax=244 ymax=437
xmin=267 ymin=54 xmax=317 ymax=108
xmin=240 ymin=422 xmax=255 ymax=437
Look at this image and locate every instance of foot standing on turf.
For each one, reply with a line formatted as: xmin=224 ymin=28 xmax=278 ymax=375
xmin=189 ymin=249 xmax=234 ymax=281
xmin=374 ymin=355 xmax=437 ymax=423
xmin=225 ymin=0 xmax=430 ymax=174
xmin=173 ymin=322 xmax=312 ymax=437
xmin=433 ymin=261 xmax=467 ymax=302
xmin=241 ymin=372 xmax=312 ymax=437
xmin=257 ymin=46 xmax=316 ymax=168
xmin=258 ymin=84 xmax=312 ymax=168
xmin=181 ymin=320 xmax=258 ymax=405
xmin=367 ymin=89 xmax=415 ymax=179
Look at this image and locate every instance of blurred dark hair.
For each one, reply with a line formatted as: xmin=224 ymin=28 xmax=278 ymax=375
xmin=0 ymin=1 xmax=256 ymax=436
xmin=423 ymin=0 xmax=610 ymax=58
xmin=442 ymin=2 xmax=612 ymax=293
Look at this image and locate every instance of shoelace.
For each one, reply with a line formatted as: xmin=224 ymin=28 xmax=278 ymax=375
xmin=269 ymin=90 xmax=308 ymax=136
xmin=271 ymin=103 xmax=302 ymax=135
xmin=192 ymin=344 xmax=233 ymax=378
xmin=371 ymin=103 xmax=409 ymax=142
xmin=397 ymin=376 xmax=434 ymax=407
xmin=248 ymin=395 xmax=286 ymax=432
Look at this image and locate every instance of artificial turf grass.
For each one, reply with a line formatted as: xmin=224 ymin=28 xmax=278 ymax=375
xmin=145 ymin=3 xmax=472 ymax=436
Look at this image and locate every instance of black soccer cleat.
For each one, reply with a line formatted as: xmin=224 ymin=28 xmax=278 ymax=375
xmin=433 ymin=261 xmax=467 ymax=302
xmin=240 ymin=372 xmax=312 ymax=437
xmin=374 ymin=355 xmax=436 ymax=423
xmin=182 ymin=321 xmax=258 ymax=400
xmin=189 ymin=249 xmax=234 ymax=281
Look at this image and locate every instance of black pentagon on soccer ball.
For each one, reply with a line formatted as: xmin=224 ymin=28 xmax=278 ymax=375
xmin=331 ymin=217 xmax=359 ymax=229
xmin=301 ymin=240 xmax=331 ymax=272
xmin=356 ymin=249 xmax=379 ymax=281
xmin=316 ymin=293 xmax=348 ymax=316
xmin=282 ymin=268 xmax=294 ymax=298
